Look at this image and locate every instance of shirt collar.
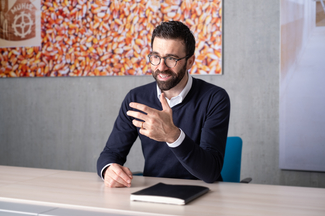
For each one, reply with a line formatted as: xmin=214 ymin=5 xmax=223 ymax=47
xmin=157 ymin=73 xmax=193 ymax=108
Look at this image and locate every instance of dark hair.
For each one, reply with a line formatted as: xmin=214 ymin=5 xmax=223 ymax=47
xmin=151 ymin=21 xmax=196 ymax=58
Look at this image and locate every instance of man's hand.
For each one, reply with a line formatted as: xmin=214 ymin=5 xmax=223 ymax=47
xmin=103 ymin=163 xmax=133 ymax=188
xmin=126 ymin=93 xmax=180 ymax=143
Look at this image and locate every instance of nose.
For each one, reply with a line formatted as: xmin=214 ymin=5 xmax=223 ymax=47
xmin=156 ymin=58 xmax=169 ymax=71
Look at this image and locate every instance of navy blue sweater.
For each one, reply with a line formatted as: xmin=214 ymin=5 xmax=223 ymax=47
xmin=97 ymin=77 xmax=230 ymax=183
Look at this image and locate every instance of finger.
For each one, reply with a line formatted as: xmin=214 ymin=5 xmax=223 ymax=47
xmin=160 ymin=93 xmax=171 ymax=111
xmin=104 ymin=178 xmax=125 ymax=188
xmin=121 ymin=166 xmax=133 ymax=179
xmin=104 ymin=171 xmax=127 ymax=188
xmin=112 ymin=166 xmax=132 ymax=186
xmin=104 ymin=170 xmax=124 ymax=188
xmin=132 ymin=119 xmax=145 ymax=129
xmin=126 ymin=110 xmax=148 ymax=122
xmin=108 ymin=164 xmax=132 ymax=187
xmin=129 ymin=102 xmax=155 ymax=114
xmin=104 ymin=167 xmax=133 ymax=188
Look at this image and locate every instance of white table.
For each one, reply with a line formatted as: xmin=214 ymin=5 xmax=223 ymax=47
xmin=1 ymin=165 xmax=325 ymax=216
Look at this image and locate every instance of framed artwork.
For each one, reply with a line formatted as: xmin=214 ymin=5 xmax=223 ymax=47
xmin=0 ymin=0 xmax=222 ymax=77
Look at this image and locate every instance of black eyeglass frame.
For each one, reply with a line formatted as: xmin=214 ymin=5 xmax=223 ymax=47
xmin=147 ymin=54 xmax=189 ymax=68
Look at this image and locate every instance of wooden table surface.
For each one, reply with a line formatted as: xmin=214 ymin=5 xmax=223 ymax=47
xmin=1 ymin=165 xmax=325 ymax=216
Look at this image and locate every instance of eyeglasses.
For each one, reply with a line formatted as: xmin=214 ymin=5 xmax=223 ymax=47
xmin=148 ymin=54 xmax=188 ymax=68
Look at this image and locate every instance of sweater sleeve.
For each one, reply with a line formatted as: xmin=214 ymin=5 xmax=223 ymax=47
xmin=169 ymin=89 xmax=230 ymax=183
xmin=96 ymin=92 xmax=138 ymax=178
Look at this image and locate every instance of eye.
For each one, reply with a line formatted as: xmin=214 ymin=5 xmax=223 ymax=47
xmin=167 ymin=57 xmax=176 ymax=61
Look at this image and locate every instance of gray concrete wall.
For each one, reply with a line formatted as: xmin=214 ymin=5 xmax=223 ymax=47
xmin=1 ymin=0 xmax=325 ymax=188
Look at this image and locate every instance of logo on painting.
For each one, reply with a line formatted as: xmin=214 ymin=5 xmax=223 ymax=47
xmin=0 ymin=0 xmax=37 ymax=41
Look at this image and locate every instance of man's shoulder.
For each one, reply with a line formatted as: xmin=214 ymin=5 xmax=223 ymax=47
xmin=192 ymin=77 xmax=227 ymax=94
xmin=124 ymin=81 xmax=157 ymax=104
xmin=189 ymin=77 xmax=230 ymax=112
xmin=129 ymin=81 xmax=156 ymax=94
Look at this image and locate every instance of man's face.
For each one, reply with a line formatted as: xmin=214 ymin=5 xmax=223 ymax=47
xmin=150 ymin=37 xmax=189 ymax=91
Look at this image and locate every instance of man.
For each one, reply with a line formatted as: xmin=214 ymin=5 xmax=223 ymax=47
xmin=97 ymin=21 xmax=230 ymax=188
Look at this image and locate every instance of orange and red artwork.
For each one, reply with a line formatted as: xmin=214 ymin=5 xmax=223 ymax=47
xmin=0 ymin=0 xmax=222 ymax=77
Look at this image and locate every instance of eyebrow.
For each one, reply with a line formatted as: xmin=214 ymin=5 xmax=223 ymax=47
xmin=149 ymin=51 xmax=180 ymax=58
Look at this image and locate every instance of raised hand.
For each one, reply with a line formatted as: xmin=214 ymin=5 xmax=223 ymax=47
xmin=127 ymin=93 xmax=180 ymax=143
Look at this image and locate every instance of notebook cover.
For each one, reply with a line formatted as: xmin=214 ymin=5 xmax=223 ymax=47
xmin=130 ymin=182 xmax=209 ymax=205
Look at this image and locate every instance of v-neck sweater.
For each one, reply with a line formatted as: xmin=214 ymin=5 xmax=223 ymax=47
xmin=97 ymin=77 xmax=230 ymax=183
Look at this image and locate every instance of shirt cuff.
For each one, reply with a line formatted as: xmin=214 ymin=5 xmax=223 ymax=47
xmin=100 ymin=163 xmax=112 ymax=180
xmin=166 ymin=128 xmax=185 ymax=148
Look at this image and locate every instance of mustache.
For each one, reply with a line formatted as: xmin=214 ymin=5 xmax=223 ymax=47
xmin=154 ymin=69 xmax=174 ymax=76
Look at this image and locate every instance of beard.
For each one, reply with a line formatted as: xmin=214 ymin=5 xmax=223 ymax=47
xmin=152 ymin=63 xmax=187 ymax=91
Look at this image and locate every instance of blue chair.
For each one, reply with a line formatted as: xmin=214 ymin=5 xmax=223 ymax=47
xmin=221 ymin=137 xmax=252 ymax=183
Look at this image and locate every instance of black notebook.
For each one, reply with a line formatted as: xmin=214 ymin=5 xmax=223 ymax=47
xmin=130 ymin=182 xmax=209 ymax=205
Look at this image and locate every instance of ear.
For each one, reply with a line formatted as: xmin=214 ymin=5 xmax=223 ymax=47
xmin=186 ymin=55 xmax=195 ymax=70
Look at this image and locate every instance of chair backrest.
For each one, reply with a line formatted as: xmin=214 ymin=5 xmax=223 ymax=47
xmin=221 ymin=137 xmax=242 ymax=183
